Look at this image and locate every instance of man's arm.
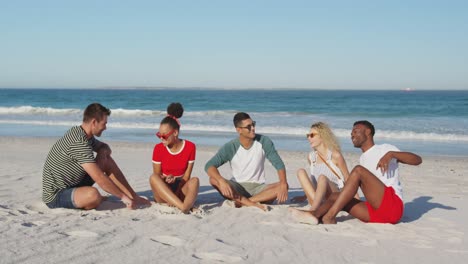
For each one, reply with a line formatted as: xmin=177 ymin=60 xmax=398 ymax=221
xmin=204 ymin=141 xmax=238 ymax=197
xmin=276 ymin=168 xmax=288 ymax=203
xmin=260 ymin=135 xmax=289 ymax=203
xmin=377 ymin=151 xmax=422 ymax=174
xmin=81 ymin=162 xmax=134 ymax=208
xmin=206 ymin=166 xmax=234 ymax=198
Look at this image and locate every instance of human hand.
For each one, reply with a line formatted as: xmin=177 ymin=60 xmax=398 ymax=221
xmin=219 ymin=179 xmax=234 ymax=199
xmin=121 ymin=195 xmax=136 ymax=210
xmin=133 ymin=196 xmax=151 ymax=208
xmin=165 ymin=175 xmax=176 ymax=184
xmin=376 ymin=151 xmax=394 ymax=174
xmin=276 ymin=182 xmax=289 ymax=204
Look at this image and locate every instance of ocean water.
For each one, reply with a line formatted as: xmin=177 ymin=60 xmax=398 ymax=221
xmin=1 ymin=88 xmax=467 ymax=157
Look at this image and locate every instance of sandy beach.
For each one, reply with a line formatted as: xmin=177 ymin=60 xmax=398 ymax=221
xmin=1 ymin=136 xmax=467 ymax=264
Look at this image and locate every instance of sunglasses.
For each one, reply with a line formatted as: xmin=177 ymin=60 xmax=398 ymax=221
xmin=156 ymin=129 xmax=175 ymax=140
xmin=238 ymin=121 xmax=256 ymax=132
xmin=306 ymin=132 xmax=318 ymax=139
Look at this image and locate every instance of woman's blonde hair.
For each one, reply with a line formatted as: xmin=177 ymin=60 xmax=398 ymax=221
xmin=311 ymin=122 xmax=341 ymax=152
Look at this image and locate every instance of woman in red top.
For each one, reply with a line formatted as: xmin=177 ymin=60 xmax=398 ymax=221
xmin=149 ymin=102 xmax=199 ymax=213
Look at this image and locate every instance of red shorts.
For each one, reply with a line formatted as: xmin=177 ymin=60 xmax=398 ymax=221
xmin=365 ymin=186 xmax=403 ymax=224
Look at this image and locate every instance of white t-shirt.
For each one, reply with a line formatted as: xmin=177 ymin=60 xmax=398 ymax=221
xmin=359 ymin=144 xmax=403 ymax=200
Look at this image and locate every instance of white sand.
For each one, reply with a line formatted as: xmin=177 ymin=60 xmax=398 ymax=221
xmin=1 ymin=136 xmax=467 ymax=263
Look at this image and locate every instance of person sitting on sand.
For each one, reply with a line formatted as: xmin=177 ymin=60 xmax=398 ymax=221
xmin=290 ymin=120 xmax=422 ymax=224
xmin=42 ymin=103 xmax=151 ymax=210
xmin=291 ymin=122 xmax=357 ymax=210
xmin=149 ymin=102 xmax=199 ymax=213
xmin=205 ymin=112 xmax=288 ymax=211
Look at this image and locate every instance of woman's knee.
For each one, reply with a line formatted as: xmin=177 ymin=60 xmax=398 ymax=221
xmin=296 ymin=168 xmax=307 ymax=176
xmin=187 ymin=177 xmax=200 ymax=189
xmin=190 ymin=177 xmax=200 ymax=185
xmin=296 ymin=168 xmax=309 ymax=181
xmin=317 ymin=174 xmax=329 ymax=184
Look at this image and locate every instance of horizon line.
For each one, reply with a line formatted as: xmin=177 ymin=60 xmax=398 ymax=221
xmin=1 ymin=86 xmax=467 ymax=91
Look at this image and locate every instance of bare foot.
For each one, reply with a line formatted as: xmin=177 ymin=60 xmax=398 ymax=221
xmin=255 ymin=203 xmax=269 ymax=212
xmin=189 ymin=207 xmax=201 ymax=213
xmin=288 ymin=207 xmax=319 ymax=225
xmin=321 ymin=213 xmax=337 ymax=224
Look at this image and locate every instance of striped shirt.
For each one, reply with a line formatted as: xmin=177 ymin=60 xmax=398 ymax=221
xmin=42 ymin=126 xmax=98 ymax=203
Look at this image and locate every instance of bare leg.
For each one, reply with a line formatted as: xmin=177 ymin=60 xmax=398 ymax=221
xmin=179 ymin=177 xmax=200 ymax=213
xmin=296 ymin=168 xmax=316 ymax=205
xmin=322 ymin=165 xmax=386 ymax=224
xmin=97 ymin=155 xmax=133 ymax=198
xmin=97 ymin=155 xmax=150 ymax=207
xmin=149 ymin=174 xmax=199 ymax=213
xmin=249 ymin=182 xmax=283 ymax=204
xmin=73 ymin=186 xmax=103 ymax=210
xmin=310 ymin=175 xmax=329 ymax=210
xmin=288 ymin=207 xmax=319 ymax=225
xmin=288 ymin=192 xmax=340 ymax=225
xmin=209 ymin=178 xmax=266 ymax=211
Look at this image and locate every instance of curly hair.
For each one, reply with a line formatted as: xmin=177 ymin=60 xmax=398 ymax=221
xmin=311 ymin=122 xmax=341 ymax=152
xmin=161 ymin=102 xmax=184 ymax=130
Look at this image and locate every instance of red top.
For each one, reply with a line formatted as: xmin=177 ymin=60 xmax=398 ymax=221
xmin=152 ymin=140 xmax=196 ymax=177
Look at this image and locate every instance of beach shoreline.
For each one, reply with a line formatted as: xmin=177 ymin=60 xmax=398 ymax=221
xmin=1 ymin=136 xmax=467 ymax=263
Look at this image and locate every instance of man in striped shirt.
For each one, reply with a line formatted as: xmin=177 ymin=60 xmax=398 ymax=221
xmin=42 ymin=103 xmax=150 ymax=210
xmin=205 ymin=112 xmax=289 ymax=211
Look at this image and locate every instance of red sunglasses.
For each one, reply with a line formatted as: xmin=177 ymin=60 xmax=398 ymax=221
xmin=156 ymin=130 xmax=175 ymax=140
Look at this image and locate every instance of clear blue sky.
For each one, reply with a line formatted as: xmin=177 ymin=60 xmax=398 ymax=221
xmin=1 ymin=0 xmax=467 ymax=89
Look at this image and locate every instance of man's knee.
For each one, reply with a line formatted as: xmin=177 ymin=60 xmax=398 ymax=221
xmin=350 ymin=165 xmax=368 ymax=178
xmin=76 ymin=187 xmax=102 ymax=209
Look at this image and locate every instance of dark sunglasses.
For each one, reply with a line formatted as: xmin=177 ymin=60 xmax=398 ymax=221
xmin=156 ymin=129 xmax=175 ymax=140
xmin=306 ymin=132 xmax=318 ymax=139
xmin=238 ymin=121 xmax=256 ymax=132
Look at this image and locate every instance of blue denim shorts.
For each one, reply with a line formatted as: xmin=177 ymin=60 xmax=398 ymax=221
xmin=46 ymin=188 xmax=77 ymax=209
xmin=46 ymin=176 xmax=95 ymax=209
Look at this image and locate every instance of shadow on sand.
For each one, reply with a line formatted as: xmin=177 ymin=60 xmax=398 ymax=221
xmin=401 ymin=196 xmax=456 ymax=223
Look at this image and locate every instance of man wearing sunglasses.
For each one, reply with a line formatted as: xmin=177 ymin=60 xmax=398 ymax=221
xmin=42 ymin=103 xmax=151 ymax=210
xmin=205 ymin=112 xmax=288 ymax=211
xmin=291 ymin=120 xmax=422 ymax=224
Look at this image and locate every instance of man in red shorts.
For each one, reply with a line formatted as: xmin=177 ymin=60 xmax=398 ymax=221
xmin=290 ymin=120 xmax=422 ymax=224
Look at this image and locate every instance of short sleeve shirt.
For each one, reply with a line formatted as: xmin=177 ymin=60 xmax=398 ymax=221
xmin=42 ymin=126 xmax=97 ymax=203
xmin=204 ymin=134 xmax=285 ymax=183
xmin=360 ymin=144 xmax=402 ymax=199
xmin=152 ymin=140 xmax=196 ymax=177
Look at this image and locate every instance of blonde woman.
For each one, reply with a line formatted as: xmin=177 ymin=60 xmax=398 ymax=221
xmin=291 ymin=122 xmax=355 ymax=211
